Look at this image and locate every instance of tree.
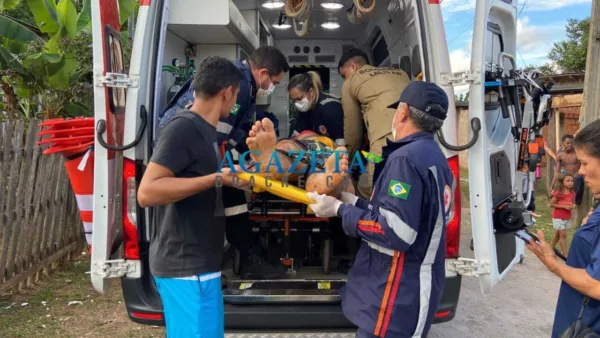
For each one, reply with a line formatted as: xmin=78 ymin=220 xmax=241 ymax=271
xmin=547 ymin=18 xmax=590 ymax=73
xmin=524 ymin=63 xmax=556 ymax=75
xmin=0 ymin=0 xmax=137 ymax=121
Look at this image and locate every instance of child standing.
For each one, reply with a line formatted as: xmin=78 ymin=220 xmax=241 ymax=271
xmin=549 ymin=173 xmax=576 ymax=256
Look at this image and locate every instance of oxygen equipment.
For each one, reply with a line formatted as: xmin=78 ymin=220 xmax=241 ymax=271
xmin=162 ymin=45 xmax=197 ymax=103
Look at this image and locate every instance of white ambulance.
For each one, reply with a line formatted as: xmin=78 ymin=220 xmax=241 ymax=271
xmin=90 ymin=0 xmax=537 ymax=331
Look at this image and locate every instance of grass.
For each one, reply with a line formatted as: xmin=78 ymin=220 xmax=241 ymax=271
xmin=0 ymin=255 xmax=164 ymax=338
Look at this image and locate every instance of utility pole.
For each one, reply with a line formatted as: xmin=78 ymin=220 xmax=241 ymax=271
xmin=576 ymin=0 xmax=600 ymax=227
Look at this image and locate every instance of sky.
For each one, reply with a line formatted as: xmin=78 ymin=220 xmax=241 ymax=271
xmin=441 ymin=0 xmax=593 ymax=76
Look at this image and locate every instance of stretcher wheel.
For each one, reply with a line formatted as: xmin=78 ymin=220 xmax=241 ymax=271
xmin=322 ymin=239 xmax=331 ymax=274
xmin=233 ymin=250 xmax=241 ymax=275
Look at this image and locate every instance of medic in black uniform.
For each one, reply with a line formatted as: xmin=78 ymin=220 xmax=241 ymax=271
xmin=288 ymin=71 xmax=345 ymax=146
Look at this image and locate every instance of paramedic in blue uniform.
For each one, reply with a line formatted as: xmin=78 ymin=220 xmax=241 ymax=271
xmin=307 ymin=81 xmax=455 ymax=338
xmin=527 ymin=119 xmax=600 ymax=337
xmin=158 ymin=46 xmax=290 ymax=279
xmin=288 ymin=71 xmax=345 ymax=145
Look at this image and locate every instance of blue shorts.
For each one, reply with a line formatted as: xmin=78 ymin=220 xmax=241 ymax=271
xmin=153 ymin=271 xmax=224 ymax=337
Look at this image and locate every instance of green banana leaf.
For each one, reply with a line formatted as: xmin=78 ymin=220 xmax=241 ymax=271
xmin=76 ymin=0 xmax=90 ymax=32
xmin=0 ymin=43 xmax=24 ymax=71
xmin=0 ymin=0 xmax=21 ymax=11
xmin=25 ymin=0 xmax=58 ymax=34
xmin=48 ymin=57 xmax=77 ymax=89
xmin=118 ymin=0 xmax=135 ymax=25
xmin=64 ymin=101 xmax=89 ymax=116
xmin=0 ymin=14 xmax=42 ymax=42
xmin=55 ymin=0 xmax=77 ymax=38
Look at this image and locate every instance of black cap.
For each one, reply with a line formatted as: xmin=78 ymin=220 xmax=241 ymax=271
xmin=387 ymin=81 xmax=449 ymax=120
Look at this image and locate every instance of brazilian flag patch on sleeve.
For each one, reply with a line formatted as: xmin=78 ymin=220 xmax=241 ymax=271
xmin=230 ymin=104 xmax=240 ymax=115
xmin=388 ymin=180 xmax=411 ymax=200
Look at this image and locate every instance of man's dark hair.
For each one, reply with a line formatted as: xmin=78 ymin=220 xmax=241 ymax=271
xmin=562 ymin=134 xmax=574 ymax=142
xmin=193 ymin=56 xmax=244 ymax=98
xmin=574 ymin=120 xmax=600 ymax=159
xmin=338 ymin=47 xmax=370 ymax=71
xmin=248 ymin=46 xmax=290 ymax=75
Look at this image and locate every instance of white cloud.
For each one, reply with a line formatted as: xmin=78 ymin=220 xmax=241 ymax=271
xmin=441 ymin=0 xmax=590 ymax=13
xmin=447 ymin=16 xmax=566 ymax=72
xmin=449 ymin=48 xmax=472 ymax=73
xmin=517 ymin=16 xmax=566 ymax=65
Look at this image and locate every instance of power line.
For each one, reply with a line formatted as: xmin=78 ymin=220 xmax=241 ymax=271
xmin=517 ymin=0 xmax=528 ymax=19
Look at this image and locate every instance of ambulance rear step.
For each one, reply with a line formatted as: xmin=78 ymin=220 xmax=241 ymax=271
xmin=223 ymin=280 xmax=344 ymax=304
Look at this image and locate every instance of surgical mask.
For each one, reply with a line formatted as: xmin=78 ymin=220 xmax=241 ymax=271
xmin=295 ymin=97 xmax=311 ymax=112
xmin=257 ymin=81 xmax=275 ymax=97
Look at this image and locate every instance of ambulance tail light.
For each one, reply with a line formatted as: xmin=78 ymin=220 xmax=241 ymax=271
xmin=123 ymin=159 xmax=140 ymax=260
xmin=446 ymin=155 xmax=461 ymax=259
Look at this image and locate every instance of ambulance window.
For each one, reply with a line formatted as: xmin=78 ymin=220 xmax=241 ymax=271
xmin=485 ymin=23 xmax=504 ymax=69
xmin=239 ymin=48 xmax=248 ymax=61
xmin=371 ymin=30 xmax=389 ymax=67
xmin=400 ymin=55 xmax=412 ymax=77
xmin=105 ymin=25 xmax=126 ymax=114
xmin=411 ymin=45 xmax=422 ymax=79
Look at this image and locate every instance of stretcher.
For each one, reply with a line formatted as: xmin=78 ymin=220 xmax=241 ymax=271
xmin=233 ymin=173 xmax=333 ymax=274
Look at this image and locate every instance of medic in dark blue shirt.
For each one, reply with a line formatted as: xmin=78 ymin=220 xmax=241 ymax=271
xmin=288 ymin=71 xmax=345 ymax=146
xmin=156 ymin=47 xmax=291 ymax=279
xmin=527 ymin=119 xmax=600 ymax=337
xmin=307 ymin=81 xmax=454 ymax=337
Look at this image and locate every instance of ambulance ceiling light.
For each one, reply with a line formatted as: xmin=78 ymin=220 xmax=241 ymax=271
xmin=262 ymin=1 xmax=285 ymax=9
xmin=273 ymin=22 xmax=292 ymax=29
xmin=321 ymin=21 xmax=340 ymax=29
xmin=321 ymin=2 xmax=344 ymax=10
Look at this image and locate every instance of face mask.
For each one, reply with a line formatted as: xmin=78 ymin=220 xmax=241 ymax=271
xmin=257 ymin=77 xmax=275 ymax=97
xmin=295 ymin=97 xmax=311 ymax=112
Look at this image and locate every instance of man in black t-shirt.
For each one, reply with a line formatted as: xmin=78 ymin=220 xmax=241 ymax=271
xmin=137 ymin=57 xmax=248 ymax=337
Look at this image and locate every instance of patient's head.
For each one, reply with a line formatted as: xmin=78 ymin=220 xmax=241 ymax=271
xmin=387 ymin=81 xmax=448 ymax=141
xmin=192 ymin=56 xmax=244 ymax=117
xmin=338 ymin=48 xmax=369 ymax=80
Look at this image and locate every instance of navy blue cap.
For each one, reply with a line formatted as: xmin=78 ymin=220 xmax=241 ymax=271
xmin=387 ymin=81 xmax=449 ymax=120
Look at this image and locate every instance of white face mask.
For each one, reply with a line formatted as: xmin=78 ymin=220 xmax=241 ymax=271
xmin=257 ymin=81 xmax=275 ymax=97
xmin=295 ymin=97 xmax=311 ymax=112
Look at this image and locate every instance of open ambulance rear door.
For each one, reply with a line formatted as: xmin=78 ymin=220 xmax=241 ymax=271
xmin=90 ymin=0 xmax=156 ymax=294
xmin=467 ymin=0 xmax=529 ymax=294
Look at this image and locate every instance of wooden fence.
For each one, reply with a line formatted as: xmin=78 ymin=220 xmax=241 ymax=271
xmin=0 ymin=119 xmax=84 ymax=293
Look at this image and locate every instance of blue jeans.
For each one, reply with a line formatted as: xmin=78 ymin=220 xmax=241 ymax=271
xmin=154 ymin=271 xmax=224 ymax=337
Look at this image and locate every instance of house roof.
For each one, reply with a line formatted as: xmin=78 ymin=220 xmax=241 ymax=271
xmin=540 ymin=72 xmax=585 ymax=94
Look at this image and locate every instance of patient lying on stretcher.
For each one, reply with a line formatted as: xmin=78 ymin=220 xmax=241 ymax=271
xmin=245 ymin=118 xmax=355 ymax=197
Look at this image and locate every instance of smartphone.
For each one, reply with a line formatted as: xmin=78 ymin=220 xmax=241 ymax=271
xmin=515 ymin=229 xmax=567 ymax=262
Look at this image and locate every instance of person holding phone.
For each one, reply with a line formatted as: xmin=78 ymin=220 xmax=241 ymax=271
xmin=526 ymin=119 xmax=600 ymax=337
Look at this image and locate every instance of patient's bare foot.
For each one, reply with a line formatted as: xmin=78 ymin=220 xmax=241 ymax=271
xmin=306 ymin=147 xmax=349 ymax=195
xmin=246 ymin=118 xmax=278 ymax=174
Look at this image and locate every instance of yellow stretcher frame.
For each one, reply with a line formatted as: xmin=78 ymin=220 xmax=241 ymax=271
xmin=237 ymin=172 xmax=316 ymax=205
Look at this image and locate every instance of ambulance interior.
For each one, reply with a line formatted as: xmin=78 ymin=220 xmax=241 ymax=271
xmin=153 ymin=0 xmax=454 ymax=312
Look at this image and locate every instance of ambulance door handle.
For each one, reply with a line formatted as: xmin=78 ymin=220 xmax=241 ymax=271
xmin=96 ymin=105 xmax=148 ymax=151
xmin=437 ymin=117 xmax=481 ymax=152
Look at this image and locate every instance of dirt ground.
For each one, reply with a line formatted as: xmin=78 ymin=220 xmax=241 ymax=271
xmin=0 ymin=254 xmax=165 ymax=338
xmin=0 ymin=178 xmax=568 ymax=337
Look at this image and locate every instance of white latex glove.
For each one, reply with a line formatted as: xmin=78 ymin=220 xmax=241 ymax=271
xmin=306 ymin=192 xmax=343 ymax=218
xmin=340 ymin=191 xmax=359 ymax=206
